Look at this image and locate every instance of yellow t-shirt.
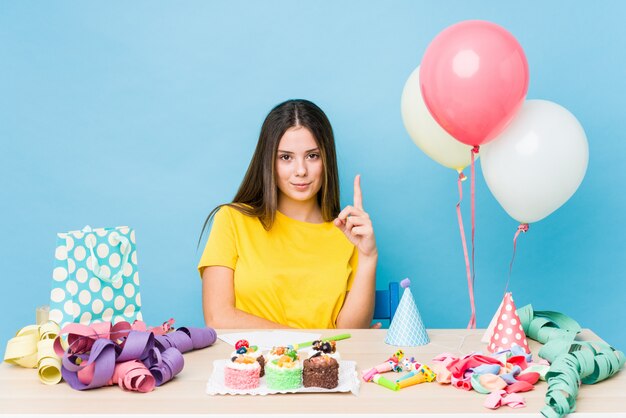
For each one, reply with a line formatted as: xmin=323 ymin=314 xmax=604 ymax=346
xmin=198 ymin=205 xmax=358 ymax=328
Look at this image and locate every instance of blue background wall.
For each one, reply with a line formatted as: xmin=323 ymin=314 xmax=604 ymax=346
xmin=1 ymin=1 xmax=624 ymax=351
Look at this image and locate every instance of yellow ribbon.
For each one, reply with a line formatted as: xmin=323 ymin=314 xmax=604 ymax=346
xmin=3 ymin=321 xmax=63 ymax=385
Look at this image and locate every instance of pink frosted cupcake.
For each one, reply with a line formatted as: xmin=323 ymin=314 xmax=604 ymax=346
xmin=224 ymin=354 xmax=261 ymax=390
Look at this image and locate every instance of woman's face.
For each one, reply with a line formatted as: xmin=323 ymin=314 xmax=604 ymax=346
xmin=275 ymin=126 xmax=324 ymax=207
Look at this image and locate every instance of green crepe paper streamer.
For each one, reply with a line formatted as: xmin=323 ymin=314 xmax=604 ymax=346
xmin=517 ymin=304 xmax=625 ymax=418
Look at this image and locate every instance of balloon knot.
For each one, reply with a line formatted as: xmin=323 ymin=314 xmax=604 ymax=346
xmin=518 ymin=223 xmax=529 ymax=233
xmin=458 ymin=172 xmax=467 ymax=182
xmin=471 ymin=146 xmax=480 ymax=154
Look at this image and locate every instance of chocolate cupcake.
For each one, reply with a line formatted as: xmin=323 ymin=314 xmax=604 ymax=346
xmin=303 ymin=354 xmax=339 ymax=389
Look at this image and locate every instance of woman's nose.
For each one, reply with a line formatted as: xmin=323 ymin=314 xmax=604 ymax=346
xmin=295 ymin=159 xmax=307 ymax=176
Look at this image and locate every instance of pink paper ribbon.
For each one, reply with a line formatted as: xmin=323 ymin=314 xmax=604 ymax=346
xmin=505 ymin=223 xmax=529 ymax=293
xmin=456 ymin=171 xmax=476 ymax=329
xmin=468 ymin=147 xmax=479 ymax=328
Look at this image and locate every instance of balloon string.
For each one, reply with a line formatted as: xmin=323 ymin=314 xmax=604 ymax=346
xmin=456 ymin=171 xmax=475 ymax=330
xmin=469 ymin=146 xmax=479 ymax=329
xmin=505 ymin=223 xmax=529 ymax=294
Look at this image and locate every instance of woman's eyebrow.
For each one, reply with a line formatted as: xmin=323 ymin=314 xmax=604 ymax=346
xmin=277 ymin=148 xmax=320 ymax=154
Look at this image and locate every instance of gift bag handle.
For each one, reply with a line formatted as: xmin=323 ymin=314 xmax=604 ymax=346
xmin=83 ymin=226 xmax=131 ymax=284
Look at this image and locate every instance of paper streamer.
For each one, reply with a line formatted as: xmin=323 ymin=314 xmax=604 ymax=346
xmin=517 ymin=304 xmax=625 ymax=418
xmin=3 ymin=315 xmax=215 ymax=391
xmin=112 ymin=360 xmax=156 ymax=392
xmin=55 ymin=321 xmax=217 ymax=392
xmin=455 ymin=170 xmax=476 ymax=329
xmin=3 ymin=321 xmax=62 ymax=385
xmin=468 ymin=146 xmax=479 ymax=328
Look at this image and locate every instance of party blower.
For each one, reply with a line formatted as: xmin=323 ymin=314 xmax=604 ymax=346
xmin=362 ymin=350 xmax=404 ymax=382
xmin=396 ymin=365 xmax=436 ymax=389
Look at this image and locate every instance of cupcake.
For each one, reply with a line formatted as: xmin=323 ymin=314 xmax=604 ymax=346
xmin=231 ymin=340 xmax=266 ymax=377
xmin=265 ymin=347 xmax=302 ymax=391
xmin=224 ymin=354 xmax=261 ymax=390
xmin=267 ymin=346 xmax=293 ymax=361
xmin=303 ymin=340 xmax=340 ymax=389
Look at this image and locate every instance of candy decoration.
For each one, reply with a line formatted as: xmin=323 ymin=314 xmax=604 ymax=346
xmin=235 ymin=340 xmax=249 ymax=350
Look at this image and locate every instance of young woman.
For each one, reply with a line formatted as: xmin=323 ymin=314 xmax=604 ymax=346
xmin=198 ymin=99 xmax=377 ymax=329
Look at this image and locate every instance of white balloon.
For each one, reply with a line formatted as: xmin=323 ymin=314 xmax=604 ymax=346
xmin=481 ymin=100 xmax=589 ymax=223
xmin=401 ymin=65 xmax=475 ymax=171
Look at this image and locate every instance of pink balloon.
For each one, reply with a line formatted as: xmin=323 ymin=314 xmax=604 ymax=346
xmin=420 ymin=20 xmax=529 ymax=147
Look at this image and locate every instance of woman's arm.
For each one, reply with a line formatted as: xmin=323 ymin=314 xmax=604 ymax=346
xmin=336 ymin=253 xmax=377 ymax=328
xmin=334 ymin=174 xmax=378 ymax=328
xmin=202 ymin=265 xmax=289 ymax=329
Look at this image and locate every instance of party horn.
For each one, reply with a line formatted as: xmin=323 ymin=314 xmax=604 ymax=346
xmin=372 ymin=374 xmax=399 ymax=391
xmin=397 ymin=373 xmax=427 ymax=389
xmin=363 ymin=363 xmax=394 ymax=382
xmin=397 ymin=370 xmax=418 ymax=382
xmin=396 ymin=365 xmax=436 ymax=389
xmin=295 ymin=333 xmax=351 ymax=349
xmin=402 ymin=357 xmax=421 ymax=372
xmin=420 ymin=365 xmax=436 ymax=382
xmin=398 ymin=365 xmax=434 ymax=388
xmin=362 ymin=350 xmax=404 ymax=381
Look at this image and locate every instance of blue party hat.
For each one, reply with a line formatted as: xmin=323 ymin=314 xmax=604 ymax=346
xmin=385 ymin=278 xmax=430 ymax=346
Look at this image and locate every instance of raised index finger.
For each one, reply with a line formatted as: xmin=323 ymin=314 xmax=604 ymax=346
xmin=354 ymin=174 xmax=363 ymax=210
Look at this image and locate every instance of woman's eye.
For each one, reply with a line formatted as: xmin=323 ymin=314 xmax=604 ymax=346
xmin=279 ymin=154 xmax=291 ymax=161
xmin=307 ymin=153 xmax=320 ymax=160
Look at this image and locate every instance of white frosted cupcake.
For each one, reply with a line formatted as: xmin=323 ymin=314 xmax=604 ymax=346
xmin=224 ymin=354 xmax=261 ymax=390
xmin=267 ymin=346 xmax=295 ymax=362
xmin=231 ymin=341 xmax=265 ymax=376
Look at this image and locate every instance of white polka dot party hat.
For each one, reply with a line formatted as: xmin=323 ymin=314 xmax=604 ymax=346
xmin=487 ymin=292 xmax=530 ymax=354
xmin=385 ymin=278 xmax=430 ymax=346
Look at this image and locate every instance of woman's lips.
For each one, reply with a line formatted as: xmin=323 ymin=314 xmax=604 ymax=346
xmin=291 ymin=182 xmax=311 ymax=190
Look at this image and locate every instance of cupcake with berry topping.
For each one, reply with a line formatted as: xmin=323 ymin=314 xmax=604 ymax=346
xmin=306 ymin=340 xmax=341 ymax=361
xmin=303 ymin=340 xmax=340 ymax=389
xmin=265 ymin=347 xmax=302 ymax=391
xmin=231 ymin=340 xmax=266 ymax=377
xmin=224 ymin=354 xmax=261 ymax=390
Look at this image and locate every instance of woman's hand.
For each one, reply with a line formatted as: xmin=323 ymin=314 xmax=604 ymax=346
xmin=334 ymin=174 xmax=377 ymax=258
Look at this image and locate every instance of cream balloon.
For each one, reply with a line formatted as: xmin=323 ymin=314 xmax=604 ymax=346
xmin=401 ymin=65 xmax=475 ymax=171
xmin=480 ymin=100 xmax=589 ymax=224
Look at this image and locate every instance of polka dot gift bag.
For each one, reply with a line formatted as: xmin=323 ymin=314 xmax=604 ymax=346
xmin=48 ymin=225 xmax=142 ymax=328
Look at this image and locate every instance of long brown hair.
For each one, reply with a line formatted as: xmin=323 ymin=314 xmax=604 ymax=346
xmin=199 ymin=99 xmax=340 ymax=245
